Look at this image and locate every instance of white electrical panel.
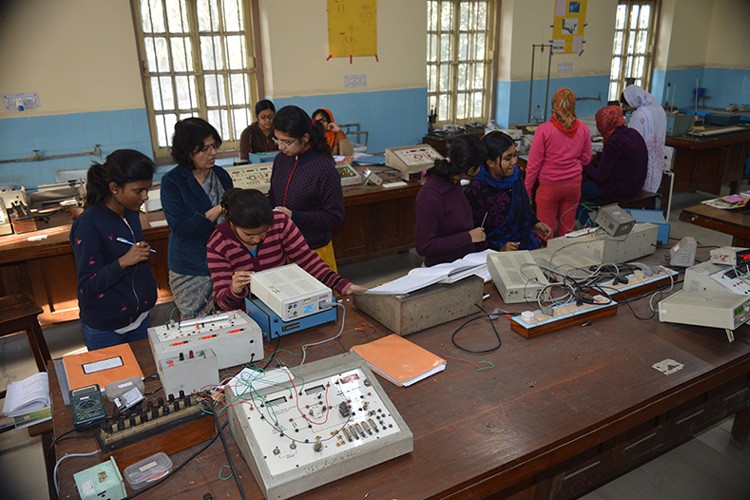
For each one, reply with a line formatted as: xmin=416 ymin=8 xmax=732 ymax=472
xmin=251 ymin=264 xmax=332 ymax=321
xmin=487 ymin=250 xmax=549 ymax=303
xmin=226 ymin=352 xmax=413 ymax=499
xmin=335 ymin=163 xmax=362 ymax=186
xmin=147 ymin=310 xmax=263 ymax=369
xmin=544 ymin=223 xmax=658 ymax=265
xmin=226 ymin=163 xmax=274 ymax=193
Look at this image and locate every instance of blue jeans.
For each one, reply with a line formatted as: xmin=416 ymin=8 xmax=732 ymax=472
xmin=82 ymin=316 xmax=151 ymax=351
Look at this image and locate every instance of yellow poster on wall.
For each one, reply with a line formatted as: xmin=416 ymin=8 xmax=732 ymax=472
xmin=327 ymin=0 xmax=377 ymax=60
xmin=551 ymin=0 xmax=587 ymax=54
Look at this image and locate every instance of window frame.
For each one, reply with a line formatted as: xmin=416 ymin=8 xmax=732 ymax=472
xmin=130 ymin=0 xmax=261 ymax=160
xmin=608 ymin=0 xmax=660 ymax=101
xmin=427 ymin=0 xmax=496 ymax=127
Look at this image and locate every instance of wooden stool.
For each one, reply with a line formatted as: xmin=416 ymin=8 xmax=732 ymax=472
xmin=0 ymin=293 xmax=49 ymax=399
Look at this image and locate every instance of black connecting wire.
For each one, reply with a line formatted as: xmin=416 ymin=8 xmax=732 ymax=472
xmin=213 ymin=402 xmax=248 ymax=500
xmin=124 ymin=420 xmax=225 ymax=499
xmin=451 ymin=304 xmax=502 ymax=354
xmin=262 ymin=336 xmax=282 ymax=370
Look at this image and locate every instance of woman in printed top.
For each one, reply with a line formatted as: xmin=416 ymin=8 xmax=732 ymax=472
xmin=414 ymin=134 xmax=488 ymax=267
xmin=620 ymin=84 xmax=667 ymax=193
xmin=465 ymin=131 xmax=551 ymax=252
xmin=268 ymin=105 xmax=344 ymax=271
xmin=525 ymin=87 xmax=592 ymax=237
xmin=206 ymin=188 xmax=366 ymax=311
xmin=238 ymin=99 xmax=278 ymax=161
xmin=161 ymin=117 xmax=233 ymax=318
xmin=70 ymin=149 xmax=157 ymax=350
xmin=311 ymin=108 xmax=355 ymax=156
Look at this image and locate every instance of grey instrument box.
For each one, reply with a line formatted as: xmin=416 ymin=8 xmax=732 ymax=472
xmin=353 ymin=276 xmax=484 ymax=335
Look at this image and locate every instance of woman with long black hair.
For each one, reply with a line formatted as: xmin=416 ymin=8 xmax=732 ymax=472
xmin=268 ymin=105 xmax=344 ymax=271
xmin=70 ymin=149 xmax=157 ymax=350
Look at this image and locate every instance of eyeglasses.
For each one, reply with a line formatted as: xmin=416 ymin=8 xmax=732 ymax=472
xmin=272 ymin=137 xmax=297 ymax=148
xmin=197 ymin=143 xmax=220 ymax=153
xmin=258 ymin=113 xmax=274 ymax=121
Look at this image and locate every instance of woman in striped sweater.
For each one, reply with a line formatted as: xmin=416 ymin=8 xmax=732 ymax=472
xmin=206 ymin=188 xmax=366 ymax=311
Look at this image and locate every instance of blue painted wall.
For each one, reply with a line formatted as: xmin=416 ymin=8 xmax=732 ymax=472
xmin=273 ymin=87 xmax=428 ymax=155
xmin=0 ymin=88 xmax=428 ymax=189
xmin=494 ymin=75 xmax=611 ymax=128
xmin=0 ymin=109 xmax=152 ymax=188
xmin=653 ymin=67 xmax=750 ymax=110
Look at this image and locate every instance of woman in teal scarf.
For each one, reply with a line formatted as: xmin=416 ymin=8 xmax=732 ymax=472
xmin=465 ymin=131 xmax=551 ymax=251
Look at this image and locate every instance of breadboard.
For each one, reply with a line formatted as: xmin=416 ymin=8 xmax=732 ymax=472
xmin=97 ymin=392 xmax=215 ymax=467
xmin=597 ymin=266 xmax=678 ymax=300
xmin=511 ymin=297 xmax=618 ymax=339
xmin=226 ymin=163 xmax=273 ymax=193
xmin=226 ymin=352 xmax=413 ymax=499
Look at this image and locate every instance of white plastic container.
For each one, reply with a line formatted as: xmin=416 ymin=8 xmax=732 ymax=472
xmin=123 ymin=452 xmax=173 ymax=489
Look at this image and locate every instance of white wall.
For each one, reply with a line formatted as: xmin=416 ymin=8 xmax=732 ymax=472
xmin=705 ymin=0 xmax=750 ymax=68
xmin=0 ymin=0 xmax=144 ymax=118
xmin=258 ymin=0 xmax=426 ymax=98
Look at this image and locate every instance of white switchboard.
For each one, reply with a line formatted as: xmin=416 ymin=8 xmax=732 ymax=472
xmin=226 ymin=352 xmax=413 ymax=499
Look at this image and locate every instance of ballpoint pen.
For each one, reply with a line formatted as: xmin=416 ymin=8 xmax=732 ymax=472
xmin=116 ymin=237 xmax=156 ymax=253
xmin=480 ymin=212 xmax=488 ymax=229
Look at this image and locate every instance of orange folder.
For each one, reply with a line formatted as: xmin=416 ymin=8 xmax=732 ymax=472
xmin=351 ymin=334 xmax=446 ymax=387
xmin=63 ymin=344 xmax=144 ymax=392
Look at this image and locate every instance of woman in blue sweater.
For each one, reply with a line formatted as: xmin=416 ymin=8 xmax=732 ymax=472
xmin=161 ymin=118 xmax=233 ymax=318
xmin=70 ymin=149 xmax=157 ymax=350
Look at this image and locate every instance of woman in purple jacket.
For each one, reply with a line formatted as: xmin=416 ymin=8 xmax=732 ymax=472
xmin=415 ymin=135 xmax=487 ymax=266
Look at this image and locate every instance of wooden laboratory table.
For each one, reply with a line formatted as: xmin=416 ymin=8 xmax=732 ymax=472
xmin=666 ymin=128 xmax=750 ymax=195
xmin=333 ymin=178 xmax=421 ymax=265
xmin=0 ymin=180 xmax=421 ymax=325
xmin=51 ymin=270 xmax=750 ymax=499
xmin=0 ymin=211 xmax=171 ymax=326
xmin=680 ymin=202 xmax=750 ymax=247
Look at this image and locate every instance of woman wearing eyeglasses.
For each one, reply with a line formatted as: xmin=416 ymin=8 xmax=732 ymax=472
xmin=267 ymin=105 xmax=344 ymax=271
xmin=238 ymin=99 xmax=278 ymax=161
xmin=207 ymin=188 xmax=366 ymax=312
xmin=465 ymin=131 xmax=551 ymax=252
xmin=415 ymin=134 xmax=488 ymax=267
xmin=161 ymin=117 xmax=233 ymax=318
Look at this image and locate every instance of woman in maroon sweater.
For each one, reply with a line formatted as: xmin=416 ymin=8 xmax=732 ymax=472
xmin=207 ymin=189 xmax=366 ymax=311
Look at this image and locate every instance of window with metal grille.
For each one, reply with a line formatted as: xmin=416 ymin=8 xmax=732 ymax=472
xmin=131 ymin=0 xmax=258 ymax=158
xmin=609 ymin=0 xmax=659 ymax=101
xmin=427 ymin=0 xmax=494 ymax=126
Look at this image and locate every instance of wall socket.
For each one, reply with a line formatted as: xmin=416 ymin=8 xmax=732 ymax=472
xmin=3 ymin=93 xmax=40 ymax=111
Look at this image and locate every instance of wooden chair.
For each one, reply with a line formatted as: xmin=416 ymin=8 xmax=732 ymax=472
xmin=0 ymin=293 xmax=49 ymax=400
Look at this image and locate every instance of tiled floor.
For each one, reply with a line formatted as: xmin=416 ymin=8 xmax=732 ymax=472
xmin=1 ymin=189 xmax=748 ymax=499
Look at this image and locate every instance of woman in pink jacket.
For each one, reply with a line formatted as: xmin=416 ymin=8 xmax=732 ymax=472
xmin=525 ymin=88 xmax=591 ymax=237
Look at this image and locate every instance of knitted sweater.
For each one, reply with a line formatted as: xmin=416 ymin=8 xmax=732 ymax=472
xmin=70 ymin=204 xmax=157 ymax=330
xmin=583 ymin=126 xmax=648 ymax=199
xmin=206 ymin=211 xmax=351 ymax=311
xmin=415 ymin=175 xmax=487 ymax=266
xmin=160 ymin=165 xmax=233 ymax=276
xmin=525 ymin=121 xmax=592 ymax=194
xmin=267 ymin=148 xmax=344 ymax=249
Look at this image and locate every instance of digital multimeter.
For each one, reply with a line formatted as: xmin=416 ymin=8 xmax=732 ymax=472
xmin=70 ymin=384 xmax=108 ymax=430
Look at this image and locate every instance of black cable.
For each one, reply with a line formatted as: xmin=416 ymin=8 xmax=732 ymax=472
xmin=124 ymin=421 xmax=225 ymax=499
xmin=450 ymin=305 xmax=502 ymax=354
xmin=213 ymin=402 xmax=248 ymax=500
xmin=262 ymin=336 xmax=281 ymax=370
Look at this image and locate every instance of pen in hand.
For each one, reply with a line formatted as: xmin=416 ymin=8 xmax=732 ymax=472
xmin=116 ymin=237 xmax=156 ymax=253
xmin=480 ymin=212 xmax=488 ymax=229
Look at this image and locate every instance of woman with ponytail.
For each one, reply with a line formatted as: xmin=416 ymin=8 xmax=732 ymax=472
xmin=206 ymin=188 xmax=365 ymax=311
xmin=415 ymin=134 xmax=488 ymax=266
xmin=70 ymin=149 xmax=157 ymax=350
xmin=465 ymin=131 xmax=551 ymax=252
xmin=268 ymin=105 xmax=344 ymax=271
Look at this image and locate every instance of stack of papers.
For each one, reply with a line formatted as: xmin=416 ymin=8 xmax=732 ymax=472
xmin=2 ymin=372 xmax=51 ymax=429
xmin=352 ymin=334 xmax=446 ymax=387
xmin=365 ymin=250 xmax=494 ymax=295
